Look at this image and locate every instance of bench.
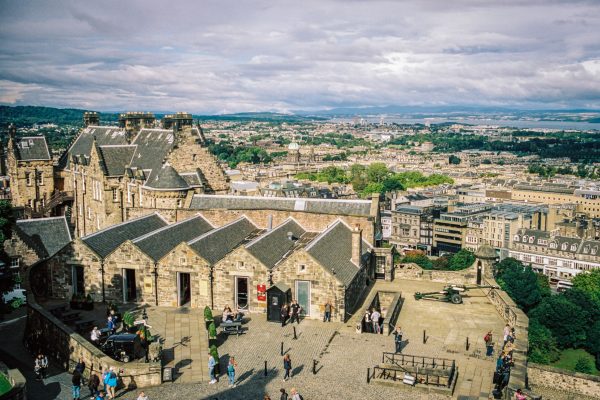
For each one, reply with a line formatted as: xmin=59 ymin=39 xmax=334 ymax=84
xmin=221 ymin=321 xmax=243 ymax=336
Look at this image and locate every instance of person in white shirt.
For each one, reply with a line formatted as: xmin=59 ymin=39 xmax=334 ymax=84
xmin=91 ymin=326 xmax=100 ymax=345
xmin=371 ymin=309 xmax=381 ymax=334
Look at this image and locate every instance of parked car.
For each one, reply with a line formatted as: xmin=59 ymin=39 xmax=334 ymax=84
xmin=2 ymin=288 xmax=27 ymax=306
xmin=101 ymin=333 xmax=146 ymax=362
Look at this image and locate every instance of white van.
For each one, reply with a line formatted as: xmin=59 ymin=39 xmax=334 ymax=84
xmin=2 ymin=288 xmax=27 ymax=305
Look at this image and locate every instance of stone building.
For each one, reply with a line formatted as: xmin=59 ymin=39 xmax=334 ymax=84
xmin=3 ymin=216 xmax=72 ymax=295
xmin=6 ymin=124 xmax=56 ymax=215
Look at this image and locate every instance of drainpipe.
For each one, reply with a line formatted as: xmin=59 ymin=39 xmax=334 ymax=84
xmin=100 ymin=260 xmax=106 ymax=303
xmin=209 ymin=266 xmax=214 ymax=309
xmin=154 ymin=262 xmax=159 ymax=306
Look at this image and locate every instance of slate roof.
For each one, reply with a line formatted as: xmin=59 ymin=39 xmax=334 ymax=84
xmin=61 ymin=126 xmax=128 ymax=169
xmin=188 ymin=217 xmax=259 ymax=265
xmin=305 ymin=220 xmax=370 ymax=287
xmin=81 ymin=213 xmax=167 ymax=259
xmin=246 ymin=219 xmax=307 ymax=269
xmin=14 ymin=137 xmax=51 ymax=161
xmin=98 ymin=145 xmax=136 ymax=176
xmin=144 ymin=164 xmax=189 ymax=190
xmin=130 ymin=129 xmax=175 ymax=174
xmin=180 ymin=171 xmax=204 ymax=188
xmin=189 ymin=195 xmax=372 ymax=216
xmin=133 ymin=215 xmax=213 ymax=261
xmin=14 ymin=216 xmax=72 ymax=259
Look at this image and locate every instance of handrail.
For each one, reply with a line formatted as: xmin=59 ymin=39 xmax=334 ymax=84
xmin=381 ymin=352 xmax=455 ymax=370
xmin=370 ymin=365 xmax=452 ymax=388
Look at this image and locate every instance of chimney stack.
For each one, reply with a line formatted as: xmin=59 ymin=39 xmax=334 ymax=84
xmin=351 ymin=224 xmax=362 ymax=266
xmin=287 ymin=231 xmax=294 ymax=241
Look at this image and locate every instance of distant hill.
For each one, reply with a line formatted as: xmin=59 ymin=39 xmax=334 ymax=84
xmin=0 ymin=105 xmax=120 ymax=127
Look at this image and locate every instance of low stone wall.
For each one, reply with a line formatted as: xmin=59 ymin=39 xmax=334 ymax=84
xmin=528 ymin=363 xmax=600 ymax=399
xmin=25 ymin=299 xmax=161 ymax=389
xmin=0 ymin=362 xmax=26 ymax=400
xmin=394 ymin=263 xmax=475 ymax=285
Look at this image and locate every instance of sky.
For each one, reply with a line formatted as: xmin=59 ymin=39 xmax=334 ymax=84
xmin=0 ymin=0 xmax=600 ymax=114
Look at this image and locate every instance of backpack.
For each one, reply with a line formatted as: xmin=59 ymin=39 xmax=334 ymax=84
xmin=484 ymin=334 xmax=491 ymax=342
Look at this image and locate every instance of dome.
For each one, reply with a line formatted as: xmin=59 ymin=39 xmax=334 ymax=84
xmin=475 ymin=244 xmax=497 ymax=259
xmin=288 ymin=142 xmax=300 ymax=151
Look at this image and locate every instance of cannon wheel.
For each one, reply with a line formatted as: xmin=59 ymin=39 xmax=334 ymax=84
xmin=450 ymin=293 xmax=462 ymax=304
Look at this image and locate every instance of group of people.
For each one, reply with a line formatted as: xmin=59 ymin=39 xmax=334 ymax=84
xmin=280 ymin=300 xmax=302 ymax=327
xmin=222 ymin=306 xmax=243 ymax=323
xmin=34 ymin=353 xmax=48 ymax=380
xmin=362 ymin=308 xmax=383 ymax=334
xmin=487 ymin=324 xmax=521 ymax=398
xmin=67 ymin=362 xmax=120 ymax=400
xmin=263 ymin=387 xmax=303 ymax=400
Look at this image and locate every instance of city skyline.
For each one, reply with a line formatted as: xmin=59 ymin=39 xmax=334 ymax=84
xmin=1 ymin=0 xmax=600 ymax=113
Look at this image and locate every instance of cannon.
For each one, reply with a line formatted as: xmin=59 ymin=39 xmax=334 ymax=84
xmin=414 ymin=284 xmax=499 ymax=304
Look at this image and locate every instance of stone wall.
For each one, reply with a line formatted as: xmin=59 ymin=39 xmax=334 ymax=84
xmin=4 ymin=233 xmax=41 ymax=292
xmin=104 ymin=241 xmax=155 ymax=304
xmin=25 ymin=299 xmax=161 ymax=389
xmin=527 ymin=364 xmax=600 ymax=398
xmin=6 ymin=151 xmax=54 ymax=210
xmin=394 ymin=263 xmax=475 ymax=285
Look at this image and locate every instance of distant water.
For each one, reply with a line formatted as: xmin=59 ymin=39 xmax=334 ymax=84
xmin=332 ymin=116 xmax=599 ymax=131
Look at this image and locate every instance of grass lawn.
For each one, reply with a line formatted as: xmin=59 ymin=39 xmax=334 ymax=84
xmin=0 ymin=373 xmax=11 ymax=395
xmin=551 ymin=348 xmax=599 ymax=375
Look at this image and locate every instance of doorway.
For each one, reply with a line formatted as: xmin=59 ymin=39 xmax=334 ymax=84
xmin=295 ymin=280 xmax=311 ymax=316
xmin=476 ymin=261 xmax=482 ymax=285
xmin=123 ymin=268 xmax=137 ymax=302
xmin=235 ymin=277 xmax=249 ymax=310
xmin=178 ymin=272 xmax=191 ymax=307
xmin=72 ymin=265 xmax=85 ymax=295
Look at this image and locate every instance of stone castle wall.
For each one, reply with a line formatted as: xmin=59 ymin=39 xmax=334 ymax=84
xmin=7 ymin=157 xmax=54 ymax=210
xmin=3 ymin=234 xmax=41 ymax=292
xmin=25 ymin=299 xmax=161 ymax=389
xmin=527 ymin=363 xmax=600 ymax=398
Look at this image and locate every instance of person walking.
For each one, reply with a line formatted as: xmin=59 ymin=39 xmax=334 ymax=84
xmin=290 ymin=388 xmax=302 ymax=400
xmin=363 ymin=310 xmax=371 ymax=333
xmin=208 ymin=352 xmax=217 ymax=384
xmin=103 ymin=367 xmax=117 ymax=399
xmin=34 ymin=354 xmax=43 ymax=381
xmin=392 ymin=325 xmax=403 ymax=353
xmin=371 ymin=308 xmax=381 ymax=334
xmin=40 ymin=353 xmax=49 ymax=379
xmin=72 ymin=369 xmax=82 ymax=400
xmin=503 ymin=324 xmax=511 ymax=345
xmin=280 ymin=304 xmax=289 ymax=327
xmin=289 ymin=300 xmax=300 ymax=325
xmin=91 ymin=327 xmax=101 ymax=346
xmin=279 ymin=388 xmax=288 ymax=400
xmin=227 ymin=357 xmax=238 ymax=387
xmin=75 ymin=357 xmax=85 ymax=385
xmin=283 ymin=354 xmax=292 ymax=381
xmin=485 ymin=330 xmax=494 ymax=357
xmin=323 ymin=300 xmax=332 ymax=322
xmin=88 ymin=372 xmax=100 ymax=399
xmin=107 ymin=316 xmax=115 ymax=335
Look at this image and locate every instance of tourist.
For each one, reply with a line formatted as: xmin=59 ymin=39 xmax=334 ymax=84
xmin=40 ymin=353 xmax=49 ymax=379
xmin=223 ymin=306 xmax=234 ymax=322
xmin=283 ymin=354 xmax=292 ymax=381
xmin=515 ymin=388 xmax=527 ymax=400
xmin=227 ymin=356 xmax=238 ymax=387
xmin=95 ymin=390 xmax=105 ymax=400
xmin=91 ymin=326 xmax=101 ymax=345
xmin=290 ymin=300 xmax=301 ymax=324
xmin=371 ymin=308 xmax=381 ymax=334
xmin=280 ymin=304 xmax=289 ymax=327
xmin=100 ymin=367 xmax=107 ymax=392
xmin=72 ymin=369 xmax=82 ymax=400
xmin=34 ymin=354 xmax=43 ymax=381
xmin=208 ymin=352 xmax=217 ymax=384
xmin=323 ymin=300 xmax=332 ymax=322
xmin=103 ymin=367 xmax=117 ymax=399
xmin=290 ymin=388 xmax=302 ymax=400
xmin=75 ymin=357 xmax=86 ymax=384
xmin=503 ymin=324 xmax=511 ymax=344
xmin=279 ymin=388 xmax=288 ymax=400
xmin=484 ymin=330 xmax=494 ymax=356
xmin=136 ymin=391 xmax=149 ymax=400
xmin=392 ymin=325 xmax=403 ymax=353
xmin=107 ymin=316 xmax=115 ymax=334
xmin=363 ymin=310 xmax=371 ymax=333
xmin=88 ymin=372 xmax=100 ymax=398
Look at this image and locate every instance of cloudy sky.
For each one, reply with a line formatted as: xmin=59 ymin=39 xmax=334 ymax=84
xmin=1 ymin=0 xmax=599 ymax=113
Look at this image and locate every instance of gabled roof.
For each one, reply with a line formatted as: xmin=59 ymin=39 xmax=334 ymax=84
xmin=130 ymin=129 xmax=175 ymax=173
xmin=14 ymin=136 xmax=51 ymax=161
xmin=188 ymin=217 xmax=259 ymax=265
xmin=14 ymin=216 xmax=72 ymax=259
xmin=98 ymin=145 xmax=136 ymax=176
xmin=189 ymin=195 xmax=372 ymax=216
xmin=180 ymin=171 xmax=204 ymax=188
xmin=82 ymin=213 xmax=168 ymax=259
xmin=305 ymin=220 xmax=369 ymax=287
xmin=144 ymin=164 xmax=189 ymax=190
xmin=61 ymin=126 xmax=128 ymax=169
xmin=246 ymin=218 xmax=307 ymax=270
xmin=133 ymin=215 xmax=213 ymax=262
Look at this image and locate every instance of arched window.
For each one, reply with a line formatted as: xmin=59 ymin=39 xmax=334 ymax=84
xmin=529 ymin=237 xmax=534 ymax=243
xmin=522 ymin=235 xmax=528 ymax=243
xmin=561 ymin=243 xmax=567 ymax=251
xmin=514 ymin=235 xmax=520 ymax=241
xmin=570 ymin=244 xmax=577 ymax=252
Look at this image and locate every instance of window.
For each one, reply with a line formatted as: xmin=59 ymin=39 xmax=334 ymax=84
xmin=514 ymin=235 xmax=520 ymax=241
xmin=192 ymin=154 xmax=197 ymax=161
xmin=561 ymin=243 xmax=567 ymax=251
xmin=177 ymin=199 xmax=183 ymax=208
xmin=10 ymin=258 xmax=19 ymax=268
xmin=26 ymin=172 xmax=32 ymax=186
xmin=27 ymin=199 xmax=32 ymax=208
xmin=40 ymin=198 xmax=45 ymax=208
xmin=570 ymin=244 xmax=577 ymax=252
xmin=127 ymin=185 xmax=132 ymax=204
xmin=550 ymin=242 xmax=557 ymax=249
xmin=522 ymin=235 xmax=528 ymax=243
xmin=87 ymin=207 xmax=92 ymax=220
xmin=36 ymin=171 xmax=43 ymax=185
xmin=528 ymin=237 xmax=534 ymax=243
xmin=112 ymin=188 xmax=118 ymax=202
xmin=297 ymin=264 xmax=306 ymax=273
xmin=592 ymin=248 xmax=598 ymax=255
xmin=237 ymin=261 xmax=245 ymax=270
xmin=179 ymin=257 xmax=187 ymax=265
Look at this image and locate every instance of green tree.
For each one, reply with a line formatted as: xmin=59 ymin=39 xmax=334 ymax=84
xmin=401 ymin=252 xmax=433 ymax=270
xmin=529 ymin=295 xmax=588 ymax=348
xmin=537 ymin=274 xmax=552 ymax=298
xmin=432 ymin=256 xmax=450 ymax=270
xmin=366 ymin=163 xmax=389 ymax=183
xmin=448 ymin=249 xmax=475 ymax=271
xmin=586 ymin=320 xmax=600 ymax=355
xmin=574 ymin=357 xmax=594 ymax=374
xmin=528 ymin=319 xmax=560 ymax=364
xmin=497 ymin=260 xmax=542 ymax=312
xmin=360 ymin=182 xmax=384 ymax=197
xmin=448 ymin=154 xmax=461 ymax=165
xmin=572 ymin=270 xmax=600 ymax=304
